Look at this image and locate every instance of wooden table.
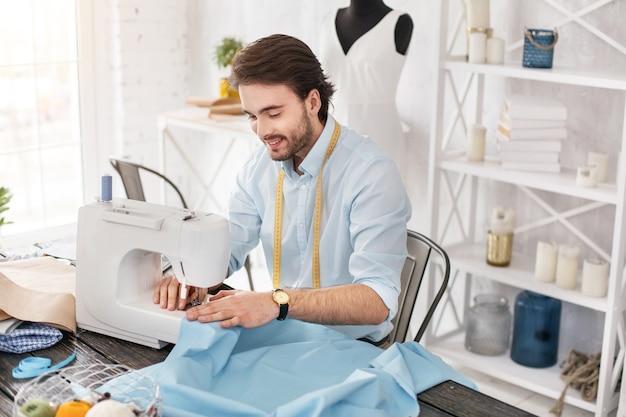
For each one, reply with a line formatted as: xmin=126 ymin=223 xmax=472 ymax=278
xmin=0 ymin=329 xmax=534 ymax=417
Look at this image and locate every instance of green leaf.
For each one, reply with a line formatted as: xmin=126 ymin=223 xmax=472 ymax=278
xmin=0 ymin=186 xmax=13 ymax=227
xmin=214 ymin=37 xmax=244 ymax=69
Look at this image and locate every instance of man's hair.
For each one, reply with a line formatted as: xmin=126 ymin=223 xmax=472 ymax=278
xmin=229 ymin=34 xmax=335 ymax=123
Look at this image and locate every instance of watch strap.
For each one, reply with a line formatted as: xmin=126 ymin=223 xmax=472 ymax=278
xmin=277 ymin=303 xmax=288 ymax=321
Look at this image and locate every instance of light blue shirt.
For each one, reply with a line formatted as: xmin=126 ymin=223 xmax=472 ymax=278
xmin=227 ymin=116 xmax=412 ymax=341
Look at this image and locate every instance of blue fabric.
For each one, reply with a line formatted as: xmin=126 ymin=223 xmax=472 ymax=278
xmin=0 ymin=322 xmax=62 ymax=353
xmin=227 ymin=116 xmax=413 ymax=341
xmin=140 ymin=319 xmax=476 ymax=417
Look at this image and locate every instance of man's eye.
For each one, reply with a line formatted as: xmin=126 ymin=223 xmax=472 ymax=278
xmin=247 ymin=114 xmax=257 ymax=121
xmin=268 ymin=113 xmax=280 ymax=118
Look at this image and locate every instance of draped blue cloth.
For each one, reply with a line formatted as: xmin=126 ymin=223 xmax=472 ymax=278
xmin=140 ymin=319 xmax=476 ymax=417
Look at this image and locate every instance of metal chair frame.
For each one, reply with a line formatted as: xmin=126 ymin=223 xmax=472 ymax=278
xmin=389 ymin=230 xmax=451 ymax=344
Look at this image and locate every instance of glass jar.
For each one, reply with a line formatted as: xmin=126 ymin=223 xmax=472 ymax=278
xmin=510 ymin=291 xmax=562 ymax=368
xmin=464 ymin=294 xmax=512 ymax=356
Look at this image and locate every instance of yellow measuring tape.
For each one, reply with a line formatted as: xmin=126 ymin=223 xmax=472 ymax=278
xmin=273 ymin=122 xmax=341 ymax=289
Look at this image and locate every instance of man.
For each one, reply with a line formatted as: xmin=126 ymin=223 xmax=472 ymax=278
xmin=154 ymin=34 xmax=411 ymax=344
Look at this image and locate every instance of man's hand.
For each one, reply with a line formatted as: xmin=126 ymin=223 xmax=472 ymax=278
xmin=153 ymin=275 xmax=209 ymax=311
xmin=186 ymin=290 xmax=279 ymax=328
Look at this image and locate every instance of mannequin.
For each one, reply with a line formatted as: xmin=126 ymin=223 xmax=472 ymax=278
xmin=318 ymin=1 xmax=413 ymax=179
xmin=335 ymin=0 xmax=413 ymax=55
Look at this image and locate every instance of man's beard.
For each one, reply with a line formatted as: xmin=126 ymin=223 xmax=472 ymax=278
xmin=269 ymin=109 xmax=314 ymax=162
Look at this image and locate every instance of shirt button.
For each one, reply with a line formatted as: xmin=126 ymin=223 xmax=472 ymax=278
xmin=298 ymin=223 xmax=304 ymax=229
xmin=300 ymin=185 xmax=307 ymax=190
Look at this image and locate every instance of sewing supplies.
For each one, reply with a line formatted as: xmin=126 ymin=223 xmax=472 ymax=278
xmin=100 ymin=174 xmax=112 ymax=202
xmin=19 ymin=399 xmax=56 ymax=417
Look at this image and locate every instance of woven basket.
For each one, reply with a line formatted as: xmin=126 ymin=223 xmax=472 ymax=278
xmin=13 ymin=363 xmax=162 ymax=417
xmin=523 ymin=28 xmax=558 ymax=68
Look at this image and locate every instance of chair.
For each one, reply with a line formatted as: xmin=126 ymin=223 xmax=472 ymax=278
xmin=110 ymin=158 xmax=189 ymax=209
xmin=109 ymin=157 xmax=254 ymax=290
xmin=388 ymin=230 xmax=451 ymax=344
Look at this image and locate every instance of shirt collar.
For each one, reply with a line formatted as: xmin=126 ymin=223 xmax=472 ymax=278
xmin=282 ymin=116 xmax=337 ymax=179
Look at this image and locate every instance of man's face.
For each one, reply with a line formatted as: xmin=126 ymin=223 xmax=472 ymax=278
xmin=240 ymin=83 xmax=316 ymax=162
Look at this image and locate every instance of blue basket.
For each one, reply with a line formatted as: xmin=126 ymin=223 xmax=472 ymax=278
xmin=523 ymin=28 xmax=558 ymax=69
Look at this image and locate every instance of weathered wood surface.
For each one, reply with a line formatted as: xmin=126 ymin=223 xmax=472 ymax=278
xmin=418 ymin=380 xmax=537 ymax=417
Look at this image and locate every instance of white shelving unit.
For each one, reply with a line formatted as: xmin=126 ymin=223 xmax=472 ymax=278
xmin=424 ymin=1 xmax=626 ymax=416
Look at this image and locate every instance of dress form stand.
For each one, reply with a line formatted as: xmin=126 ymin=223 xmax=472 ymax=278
xmin=319 ymin=0 xmax=413 ymax=181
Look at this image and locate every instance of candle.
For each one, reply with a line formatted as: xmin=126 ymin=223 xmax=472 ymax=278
xmin=486 ymin=37 xmax=505 ymax=64
xmin=466 ymin=0 xmax=490 ymax=28
xmin=468 ymin=32 xmax=487 ymax=64
xmin=491 ymin=206 xmax=515 ymax=235
xmin=467 ymin=124 xmax=486 ymax=161
xmin=576 ymin=164 xmax=598 ymax=188
xmin=581 ymin=258 xmax=609 ymax=297
xmin=588 ymin=151 xmax=609 ymax=183
xmin=486 ymin=206 xmax=514 ymax=266
xmin=555 ymin=244 xmax=580 ymax=290
xmin=534 ymin=241 xmax=558 ymax=282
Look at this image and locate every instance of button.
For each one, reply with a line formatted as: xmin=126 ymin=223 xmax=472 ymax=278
xmin=300 ymin=184 xmax=307 ymax=190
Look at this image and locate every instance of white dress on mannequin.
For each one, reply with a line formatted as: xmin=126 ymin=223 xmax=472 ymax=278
xmin=319 ymin=9 xmax=408 ymax=175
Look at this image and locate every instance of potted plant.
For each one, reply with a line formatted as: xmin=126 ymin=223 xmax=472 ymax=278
xmin=214 ymin=37 xmax=244 ymax=98
xmin=0 ymin=187 xmax=12 ymax=247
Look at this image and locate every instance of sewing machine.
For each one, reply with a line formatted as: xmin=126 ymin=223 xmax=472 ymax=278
xmin=75 ymin=198 xmax=230 ymax=348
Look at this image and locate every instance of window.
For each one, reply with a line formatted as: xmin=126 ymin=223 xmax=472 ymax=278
xmin=0 ymin=0 xmax=83 ymax=240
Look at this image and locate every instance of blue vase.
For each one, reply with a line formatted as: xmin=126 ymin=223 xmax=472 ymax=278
xmin=510 ymin=291 xmax=561 ymax=368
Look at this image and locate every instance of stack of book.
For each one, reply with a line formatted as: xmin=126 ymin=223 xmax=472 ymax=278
xmin=496 ymin=95 xmax=568 ymax=173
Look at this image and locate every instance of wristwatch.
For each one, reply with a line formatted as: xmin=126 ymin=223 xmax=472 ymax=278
xmin=272 ymin=288 xmax=290 ymax=321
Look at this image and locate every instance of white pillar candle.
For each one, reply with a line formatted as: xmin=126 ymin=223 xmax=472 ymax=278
xmin=466 ymin=0 xmax=490 ymax=28
xmin=588 ymin=151 xmax=609 ymax=183
xmin=581 ymin=258 xmax=609 ymax=297
xmin=490 ymin=206 xmax=515 ymax=235
xmin=467 ymin=124 xmax=486 ymax=161
xmin=576 ymin=164 xmax=598 ymax=188
xmin=534 ymin=241 xmax=558 ymax=282
xmin=555 ymin=244 xmax=580 ymax=290
xmin=486 ymin=37 xmax=505 ymax=64
xmin=468 ymin=32 xmax=487 ymax=64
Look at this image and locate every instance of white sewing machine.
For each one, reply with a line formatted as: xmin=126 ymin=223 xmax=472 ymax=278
xmin=75 ymin=198 xmax=230 ymax=348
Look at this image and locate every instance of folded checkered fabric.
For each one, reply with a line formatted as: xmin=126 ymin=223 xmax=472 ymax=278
xmin=0 ymin=322 xmax=63 ymax=353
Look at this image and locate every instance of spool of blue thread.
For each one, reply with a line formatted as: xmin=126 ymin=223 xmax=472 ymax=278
xmin=101 ymin=174 xmax=112 ymax=202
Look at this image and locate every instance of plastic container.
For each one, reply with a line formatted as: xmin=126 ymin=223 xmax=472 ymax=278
xmin=13 ymin=364 xmax=161 ymax=417
xmin=465 ymin=294 xmax=512 ymax=355
xmin=510 ymin=291 xmax=562 ymax=368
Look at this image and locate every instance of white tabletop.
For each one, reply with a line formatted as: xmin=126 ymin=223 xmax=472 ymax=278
xmin=158 ymin=107 xmax=254 ymax=139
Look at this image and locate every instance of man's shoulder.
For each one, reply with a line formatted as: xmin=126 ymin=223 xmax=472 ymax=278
xmin=338 ymin=125 xmax=396 ymax=165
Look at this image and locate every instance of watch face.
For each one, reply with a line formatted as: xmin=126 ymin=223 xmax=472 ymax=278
xmin=273 ymin=290 xmax=290 ymax=304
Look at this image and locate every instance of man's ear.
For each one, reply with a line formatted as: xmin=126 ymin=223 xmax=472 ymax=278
xmin=305 ymin=89 xmax=322 ymax=115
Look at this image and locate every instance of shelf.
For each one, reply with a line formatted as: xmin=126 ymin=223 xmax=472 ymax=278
xmin=446 ymin=243 xmax=608 ymax=312
xmin=440 ymin=158 xmax=618 ymax=204
xmin=430 ymin=3 xmax=626 ymax=415
xmin=444 ymin=56 xmax=626 ymax=91
xmin=428 ymin=333 xmax=614 ymax=413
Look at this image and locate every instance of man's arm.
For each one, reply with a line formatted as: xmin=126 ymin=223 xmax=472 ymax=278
xmin=185 ymin=283 xmax=388 ymax=329
xmin=288 ymin=284 xmax=388 ymax=325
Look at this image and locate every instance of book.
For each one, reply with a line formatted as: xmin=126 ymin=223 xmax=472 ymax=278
xmin=499 ymin=110 xmax=565 ymax=130
xmin=496 ymin=135 xmax=563 ymax=153
xmin=497 ymin=123 xmax=568 ymax=140
xmin=499 ymin=151 xmax=560 ymax=163
xmin=501 ymin=161 xmax=561 ymax=173
xmin=504 ymin=95 xmax=568 ymax=121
